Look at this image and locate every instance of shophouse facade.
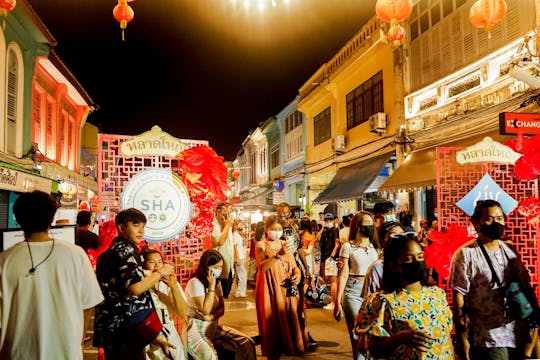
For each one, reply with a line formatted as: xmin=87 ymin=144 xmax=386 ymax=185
xmin=0 ymin=0 xmax=96 ymax=226
xmin=379 ymin=0 xmax=540 ymax=225
xmin=297 ymin=16 xmax=400 ymax=218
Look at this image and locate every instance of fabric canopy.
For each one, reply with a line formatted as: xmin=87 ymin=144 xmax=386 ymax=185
xmin=313 ymin=152 xmax=392 ymax=204
xmin=378 ymin=150 xmax=436 ymax=193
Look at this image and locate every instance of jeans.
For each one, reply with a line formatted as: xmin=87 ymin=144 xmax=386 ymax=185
xmin=470 ymin=346 xmax=524 ymax=360
xmin=342 ymin=277 xmax=366 ymax=360
xmin=234 ymin=259 xmax=247 ymax=297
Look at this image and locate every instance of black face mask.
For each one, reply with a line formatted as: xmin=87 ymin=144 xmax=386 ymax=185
xmin=359 ymin=225 xmax=374 ymax=238
xmin=479 ymin=222 xmax=505 ymax=240
xmin=400 ymin=260 xmax=426 ymax=283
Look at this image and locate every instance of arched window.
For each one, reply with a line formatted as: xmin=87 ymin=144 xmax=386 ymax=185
xmin=5 ymin=44 xmax=23 ymax=156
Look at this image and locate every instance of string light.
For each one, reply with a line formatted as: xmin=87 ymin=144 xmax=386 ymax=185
xmin=230 ymin=0 xmax=290 ymax=12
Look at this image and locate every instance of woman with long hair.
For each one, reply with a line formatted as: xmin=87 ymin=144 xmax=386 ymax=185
xmin=334 ymin=211 xmax=380 ymax=360
xmin=356 ymin=233 xmax=454 ymax=359
xmin=141 ymin=247 xmax=188 ymax=360
xmin=255 ymin=215 xmax=308 ymax=359
xmin=185 ymin=250 xmax=255 ymax=360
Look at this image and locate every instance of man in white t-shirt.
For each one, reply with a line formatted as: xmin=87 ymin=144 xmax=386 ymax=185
xmin=0 ymin=190 xmax=104 ymax=360
xmin=232 ymin=221 xmax=248 ymax=298
xmin=211 ymin=203 xmax=235 ymax=298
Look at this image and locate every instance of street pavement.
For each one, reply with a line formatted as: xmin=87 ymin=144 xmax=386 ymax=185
xmin=84 ymin=287 xmax=353 ymax=359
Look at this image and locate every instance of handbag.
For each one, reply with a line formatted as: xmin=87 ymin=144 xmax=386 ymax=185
xmin=127 ymin=293 xmax=163 ymax=345
xmin=477 ymin=240 xmax=533 ymax=320
xmin=305 ymin=275 xmax=328 ymax=303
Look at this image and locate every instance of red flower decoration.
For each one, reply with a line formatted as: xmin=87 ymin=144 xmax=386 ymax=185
xmin=424 ymin=224 xmax=475 ymax=280
xmin=517 ymin=196 xmax=540 ymax=225
xmin=505 ymin=134 xmax=540 ymax=181
xmin=87 ymin=220 xmax=118 ymax=268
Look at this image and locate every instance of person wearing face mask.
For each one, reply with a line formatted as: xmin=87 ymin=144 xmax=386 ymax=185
xmin=373 ymin=201 xmax=398 ymax=230
xmin=356 ymin=233 xmax=454 ymax=359
xmin=334 ymin=212 xmax=380 ymax=360
xmin=450 ymin=200 xmax=538 ymax=360
xmin=319 ymin=213 xmax=341 ymax=310
xmin=255 ymin=215 xmax=308 ymax=359
xmin=185 ymin=250 xmax=255 ymax=360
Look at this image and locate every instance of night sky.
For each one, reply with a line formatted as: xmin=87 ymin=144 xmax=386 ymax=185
xmin=28 ymin=0 xmax=376 ymax=160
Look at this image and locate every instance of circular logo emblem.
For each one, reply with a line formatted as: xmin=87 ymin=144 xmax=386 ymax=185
xmin=121 ymin=168 xmax=192 ymax=242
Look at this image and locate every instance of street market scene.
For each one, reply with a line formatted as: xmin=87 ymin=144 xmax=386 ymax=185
xmin=1 ymin=0 xmax=540 ymax=359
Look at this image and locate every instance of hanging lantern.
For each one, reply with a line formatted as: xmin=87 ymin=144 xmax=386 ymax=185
xmin=0 ymin=0 xmax=16 ymax=30
xmin=231 ymin=170 xmax=241 ymax=179
xmin=387 ymin=23 xmax=406 ymax=46
xmin=469 ymin=0 xmax=507 ymax=33
xmin=375 ymin=0 xmax=412 ymax=25
xmin=113 ymin=0 xmax=134 ymax=41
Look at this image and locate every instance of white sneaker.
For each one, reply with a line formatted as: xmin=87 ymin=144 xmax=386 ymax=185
xmin=323 ymin=303 xmax=335 ymax=310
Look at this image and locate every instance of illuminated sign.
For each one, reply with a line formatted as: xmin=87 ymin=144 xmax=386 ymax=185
xmin=121 ymin=168 xmax=192 ymax=242
xmin=455 ymin=137 xmax=522 ymax=165
xmin=120 ymin=125 xmax=190 ymax=158
xmin=456 ymin=173 xmax=518 ymax=216
xmin=499 ymin=112 xmax=540 ymax=135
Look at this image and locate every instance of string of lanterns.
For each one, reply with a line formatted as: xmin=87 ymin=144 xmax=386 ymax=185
xmin=113 ymin=0 xmax=135 ymax=41
xmin=469 ymin=0 xmax=507 ymax=36
xmin=0 ymin=0 xmax=16 ymax=30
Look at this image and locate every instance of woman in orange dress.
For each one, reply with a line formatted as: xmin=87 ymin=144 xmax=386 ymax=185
xmin=255 ymin=215 xmax=309 ymax=359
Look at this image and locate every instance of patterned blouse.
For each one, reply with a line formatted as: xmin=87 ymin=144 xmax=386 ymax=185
xmin=94 ymin=237 xmax=154 ymax=347
xmin=355 ymin=286 xmax=454 ymax=360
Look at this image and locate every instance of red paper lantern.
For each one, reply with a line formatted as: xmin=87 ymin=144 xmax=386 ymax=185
xmin=0 ymin=0 xmax=16 ymax=29
xmin=375 ymin=0 xmax=412 ymax=25
xmin=113 ymin=0 xmax=134 ymax=41
xmin=387 ymin=23 xmax=406 ymax=46
xmin=231 ymin=170 xmax=241 ymax=179
xmin=469 ymin=0 xmax=507 ymax=33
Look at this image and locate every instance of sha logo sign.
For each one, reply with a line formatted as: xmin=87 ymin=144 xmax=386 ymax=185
xmin=121 ymin=168 xmax=192 ymax=242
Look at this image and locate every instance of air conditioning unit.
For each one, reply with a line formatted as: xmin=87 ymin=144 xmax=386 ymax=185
xmin=369 ymin=112 xmax=387 ymax=134
xmin=333 ymin=134 xmax=346 ymax=154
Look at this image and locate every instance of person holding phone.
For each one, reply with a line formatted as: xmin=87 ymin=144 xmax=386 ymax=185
xmin=211 ymin=203 xmax=234 ymax=298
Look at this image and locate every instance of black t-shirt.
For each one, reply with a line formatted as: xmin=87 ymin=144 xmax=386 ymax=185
xmin=75 ymin=229 xmax=99 ymax=252
xmin=320 ymin=227 xmax=339 ymax=261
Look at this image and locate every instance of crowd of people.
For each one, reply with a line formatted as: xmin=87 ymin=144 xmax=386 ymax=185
xmin=0 ymin=191 xmax=539 ymax=360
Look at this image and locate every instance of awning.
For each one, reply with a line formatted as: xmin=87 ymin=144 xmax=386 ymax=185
xmin=313 ymin=152 xmax=392 ymax=204
xmin=378 ymin=150 xmax=436 ymax=193
xmin=378 ymin=131 xmax=516 ymax=193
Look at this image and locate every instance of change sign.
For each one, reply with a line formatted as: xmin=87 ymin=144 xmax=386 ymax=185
xmin=499 ymin=112 xmax=540 ymax=135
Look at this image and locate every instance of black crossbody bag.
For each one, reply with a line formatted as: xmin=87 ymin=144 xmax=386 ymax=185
xmin=477 ymin=240 xmax=533 ymax=320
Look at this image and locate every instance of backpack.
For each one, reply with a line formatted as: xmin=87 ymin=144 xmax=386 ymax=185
xmin=320 ymin=227 xmax=338 ymax=261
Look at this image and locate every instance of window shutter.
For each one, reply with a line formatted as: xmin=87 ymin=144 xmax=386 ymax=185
xmin=7 ymin=53 xmax=17 ymax=123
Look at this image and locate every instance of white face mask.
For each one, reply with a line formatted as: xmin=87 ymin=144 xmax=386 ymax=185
xmin=384 ymin=214 xmax=396 ymax=222
xmin=326 ymin=222 xmax=334 ymax=228
xmin=210 ymin=268 xmax=222 ymax=278
xmin=268 ymin=230 xmax=283 ymax=241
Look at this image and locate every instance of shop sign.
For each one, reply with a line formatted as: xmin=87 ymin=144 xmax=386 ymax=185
xmin=455 ymin=137 xmax=522 ymax=165
xmin=121 ymin=168 xmax=192 ymax=242
xmin=456 ymin=173 xmax=518 ymax=216
xmin=60 ymin=192 xmax=78 ymax=209
xmin=0 ymin=166 xmax=52 ymax=193
xmin=499 ymin=112 xmax=540 ymax=135
xmin=120 ymin=125 xmax=190 ymax=158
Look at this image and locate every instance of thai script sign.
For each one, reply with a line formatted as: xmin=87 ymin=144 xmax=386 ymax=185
xmin=120 ymin=126 xmax=190 ymax=158
xmin=0 ymin=166 xmax=52 ymax=193
xmin=121 ymin=168 xmax=192 ymax=242
xmin=499 ymin=112 xmax=540 ymax=135
xmin=455 ymin=137 xmax=522 ymax=165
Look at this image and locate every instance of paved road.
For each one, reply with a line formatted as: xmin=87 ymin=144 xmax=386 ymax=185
xmin=84 ymin=287 xmax=353 ymax=359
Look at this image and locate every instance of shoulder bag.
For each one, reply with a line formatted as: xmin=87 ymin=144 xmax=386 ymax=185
xmin=477 ymin=239 xmax=533 ymax=320
xmin=127 ymin=291 xmax=163 ymax=345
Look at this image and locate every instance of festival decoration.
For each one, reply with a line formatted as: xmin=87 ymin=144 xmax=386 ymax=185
xmin=375 ymin=0 xmax=412 ymax=46
xmin=505 ymin=134 xmax=540 ymax=181
xmin=113 ymin=0 xmax=134 ymax=41
xmin=86 ymin=220 xmax=118 ymax=268
xmin=387 ymin=23 xmax=406 ymax=47
xmin=231 ymin=170 xmax=241 ymax=179
xmin=469 ymin=0 xmax=507 ymax=33
xmin=176 ymin=145 xmax=230 ymax=238
xmin=424 ymin=224 xmax=475 ymax=280
xmin=517 ymin=196 xmax=540 ymax=225
xmin=0 ymin=0 xmax=16 ymax=30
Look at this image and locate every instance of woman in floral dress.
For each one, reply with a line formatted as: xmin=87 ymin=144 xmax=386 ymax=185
xmin=255 ymin=215 xmax=308 ymax=359
xmin=355 ymin=233 xmax=454 ymax=359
